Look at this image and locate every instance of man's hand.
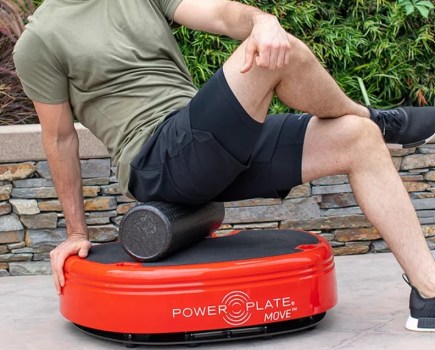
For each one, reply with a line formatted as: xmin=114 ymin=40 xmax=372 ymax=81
xmin=241 ymin=14 xmax=292 ymax=73
xmin=49 ymin=234 xmax=91 ymax=294
xmin=173 ymin=1 xmax=292 ymax=73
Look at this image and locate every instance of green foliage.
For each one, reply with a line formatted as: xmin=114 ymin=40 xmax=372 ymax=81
xmin=1 ymin=1 xmax=434 ymax=125
xmin=174 ymin=0 xmax=434 ymax=112
xmin=398 ymin=0 xmax=434 ymax=18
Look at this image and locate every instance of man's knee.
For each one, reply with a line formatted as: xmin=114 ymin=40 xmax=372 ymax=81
xmin=287 ymin=35 xmax=317 ymax=67
xmin=329 ymin=115 xmax=388 ymax=172
xmin=336 ymin=115 xmax=386 ymax=151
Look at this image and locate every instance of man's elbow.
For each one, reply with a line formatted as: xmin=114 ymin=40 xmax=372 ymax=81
xmin=41 ymin=128 xmax=79 ymax=152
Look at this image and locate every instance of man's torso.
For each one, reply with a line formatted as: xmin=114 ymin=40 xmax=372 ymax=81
xmin=13 ymin=0 xmax=198 ymax=195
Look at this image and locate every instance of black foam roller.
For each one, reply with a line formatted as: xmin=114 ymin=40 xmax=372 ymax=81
xmin=119 ymin=201 xmax=225 ymax=261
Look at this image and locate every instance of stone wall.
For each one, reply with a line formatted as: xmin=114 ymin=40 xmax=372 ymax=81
xmin=0 ymin=125 xmax=434 ymax=277
xmin=222 ymin=145 xmax=435 ymax=256
xmin=0 ymin=159 xmax=131 ymax=277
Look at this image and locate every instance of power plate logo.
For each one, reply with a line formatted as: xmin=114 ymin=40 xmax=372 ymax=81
xmin=222 ymin=291 xmax=252 ymax=326
xmin=172 ymin=291 xmax=298 ymax=326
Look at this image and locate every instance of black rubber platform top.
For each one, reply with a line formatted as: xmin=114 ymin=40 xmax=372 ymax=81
xmin=86 ymin=230 xmax=319 ymax=266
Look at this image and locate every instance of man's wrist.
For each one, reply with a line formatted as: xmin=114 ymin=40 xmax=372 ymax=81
xmin=251 ymin=12 xmax=278 ymax=27
xmin=67 ymin=232 xmax=89 ymax=240
xmin=65 ymin=215 xmax=88 ymax=239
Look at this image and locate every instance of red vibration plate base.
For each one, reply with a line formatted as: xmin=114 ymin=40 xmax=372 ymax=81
xmin=60 ymin=230 xmax=337 ymax=345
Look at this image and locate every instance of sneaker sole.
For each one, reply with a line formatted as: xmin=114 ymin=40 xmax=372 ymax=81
xmin=406 ymin=316 xmax=435 ymax=332
xmin=387 ymin=132 xmax=435 ymax=149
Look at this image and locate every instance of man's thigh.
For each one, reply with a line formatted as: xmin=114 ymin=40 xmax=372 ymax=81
xmin=129 ymin=112 xmax=312 ymax=205
xmin=128 ymin=68 xmax=312 ymax=204
xmin=222 ymin=39 xmax=278 ymax=121
xmin=215 ymin=113 xmax=312 ymax=202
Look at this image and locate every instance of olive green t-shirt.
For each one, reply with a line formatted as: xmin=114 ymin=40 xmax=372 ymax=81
xmin=13 ymin=0 xmax=198 ymax=197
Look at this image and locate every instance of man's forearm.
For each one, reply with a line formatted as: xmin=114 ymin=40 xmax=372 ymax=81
xmin=219 ymin=1 xmax=277 ymax=40
xmin=174 ymin=0 xmax=278 ymax=41
xmin=42 ymin=131 xmax=88 ymax=238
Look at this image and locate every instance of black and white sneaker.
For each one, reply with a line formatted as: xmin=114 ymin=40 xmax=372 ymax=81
xmin=369 ymin=106 xmax=435 ymax=149
xmin=403 ymin=274 xmax=435 ymax=332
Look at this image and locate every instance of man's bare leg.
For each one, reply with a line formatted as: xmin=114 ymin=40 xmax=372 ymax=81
xmin=222 ymin=37 xmax=435 ymax=297
xmin=301 ymin=116 xmax=435 ymax=298
xmin=223 ymin=36 xmax=369 ymax=122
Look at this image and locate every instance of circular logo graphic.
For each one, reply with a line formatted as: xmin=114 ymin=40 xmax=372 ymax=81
xmin=221 ymin=291 xmax=252 ymax=326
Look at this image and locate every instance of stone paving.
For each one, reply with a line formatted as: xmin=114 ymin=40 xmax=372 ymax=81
xmin=1 ymin=252 xmax=434 ymax=350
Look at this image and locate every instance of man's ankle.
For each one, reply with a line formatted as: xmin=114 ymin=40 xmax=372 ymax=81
xmin=415 ymin=279 xmax=435 ymax=299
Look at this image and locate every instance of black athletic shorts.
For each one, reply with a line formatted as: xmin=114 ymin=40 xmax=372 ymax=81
xmin=129 ymin=68 xmax=312 ymax=205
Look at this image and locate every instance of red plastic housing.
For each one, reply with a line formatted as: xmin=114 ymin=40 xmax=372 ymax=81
xmin=60 ymin=231 xmax=337 ymax=334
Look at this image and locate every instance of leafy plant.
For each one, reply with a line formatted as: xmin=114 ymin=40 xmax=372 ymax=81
xmin=0 ymin=0 xmax=433 ymax=125
xmin=175 ymin=0 xmax=434 ymax=113
xmin=398 ymin=0 xmax=434 ymax=18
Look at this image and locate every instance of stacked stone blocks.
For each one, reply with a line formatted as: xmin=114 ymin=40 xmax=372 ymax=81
xmin=0 ymin=144 xmax=434 ymax=277
xmin=0 ymin=159 xmax=132 ymax=277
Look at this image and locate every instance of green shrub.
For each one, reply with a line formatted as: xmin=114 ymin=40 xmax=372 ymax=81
xmin=0 ymin=1 xmax=433 ymax=125
xmin=174 ymin=0 xmax=434 ymax=112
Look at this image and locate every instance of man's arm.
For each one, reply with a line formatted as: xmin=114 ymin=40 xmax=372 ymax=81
xmin=173 ymin=0 xmax=292 ymax=72
xmin=172 ymin=0 xmax=264 ymax=40
xmin=34 ymin=101 xmax=91 ymax=294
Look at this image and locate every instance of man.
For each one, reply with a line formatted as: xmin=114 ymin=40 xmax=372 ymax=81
xmin=13 ymin=0 xmax=435 ymax=332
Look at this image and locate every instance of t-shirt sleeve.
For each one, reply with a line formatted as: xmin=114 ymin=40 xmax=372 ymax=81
xmin=13 ymin=29 xmax=69 ymax=104
xmin=154 ymin=0 xmax=185 ymax=20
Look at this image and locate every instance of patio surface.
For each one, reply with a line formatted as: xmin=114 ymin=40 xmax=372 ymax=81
xmin=1 ymin=252 xmax=434 ymax=350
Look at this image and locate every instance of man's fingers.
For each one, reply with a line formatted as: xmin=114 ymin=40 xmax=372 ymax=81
xmin=49 ymin=238 xmax=90 ymax=295
xmin=262 ymin=40 xmax=291 ymax=69
xmin=268 ymin=46 xmax=279 ymax=70
xmin=242 ymin=33 xmax=293 ymax=72
xmin=240 ymin=55 xmax=254 ymax=73
xmin=58 ymin=267 xmax=65 ymax=288
xmin=55 ymin=253 xmax=66 ymax=291
xmin=284 ymin=48 xmax=291 ymax=66
xmin=241 ymin=40 xmax=256 ymax=73
xmin=50 ymin=250 xmax=60 ymax=294
xmin=51 ymin=257 xmax=62 ymax=294
xmin=78 ymin=244 xmax=90 ymax=258
xmin=255 ymin=43 xmax=271 ymax=69
xmin=52 ymin=268 xmax=61 ymax=294
xmin=276 ymin=48 xmax=286 ymax=69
